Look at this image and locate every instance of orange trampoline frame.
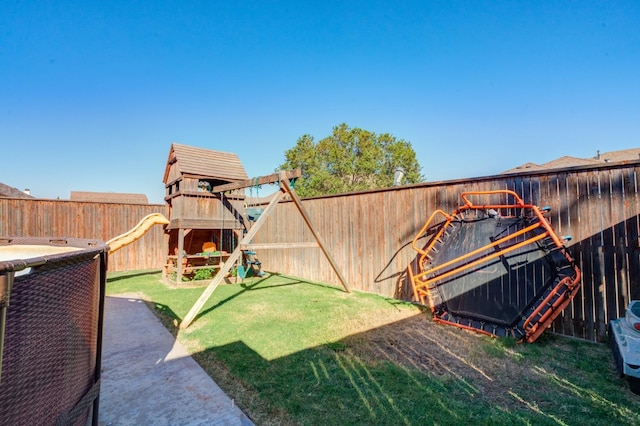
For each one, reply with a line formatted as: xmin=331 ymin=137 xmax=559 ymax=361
xmin=410 ymin=190 xmax=581 ymax=343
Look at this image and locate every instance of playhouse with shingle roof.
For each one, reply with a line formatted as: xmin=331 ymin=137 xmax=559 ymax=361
xmin=162 ymin=143 xmax=249 ymax=283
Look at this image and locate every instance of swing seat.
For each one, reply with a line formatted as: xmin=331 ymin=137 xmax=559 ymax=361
xmin=236 ymin=265 xmax=248 ymax=279
xmin=246 ymin=207 xmax=264 ymax=222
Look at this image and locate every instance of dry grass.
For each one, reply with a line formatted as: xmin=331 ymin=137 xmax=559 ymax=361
xmin=345 ymin=312 xmax=640 ymax=419
xmin=346 ymin=314 xmax=533 ymax=410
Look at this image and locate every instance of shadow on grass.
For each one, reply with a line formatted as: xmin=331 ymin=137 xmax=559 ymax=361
xmin=147 ymin=305 xmax=640 ymax=425
xmin=106 ymin=269 xmax=161 ymax=282
xmin=180 ymin=319 xmax=640 ymax=426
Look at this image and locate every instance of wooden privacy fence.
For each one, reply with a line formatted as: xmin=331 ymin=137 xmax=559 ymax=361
xmin=0 ymin=198 xmax=168 ymax=272
xmin=2 ymin=160 xmax=640 ymax=341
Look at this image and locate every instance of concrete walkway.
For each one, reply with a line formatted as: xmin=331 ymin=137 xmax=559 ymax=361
xmin=99 ymin=295 xmax=254 ymax=426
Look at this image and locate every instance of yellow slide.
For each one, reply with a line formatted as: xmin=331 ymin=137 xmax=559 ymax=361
xmin=107 ymin=213 xmax=169 ymax=253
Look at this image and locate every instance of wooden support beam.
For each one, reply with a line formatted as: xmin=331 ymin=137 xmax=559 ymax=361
xmin=240 ymin=242 xmax=319 ymax=250
xmin=180 ymin=188 xmax=286 ymax=329
xmin=213 ymin=169 xmax=301 ymax=193
xmin=279 ymin=177 xmax=351 ymax=293
xmin=167 ymin=218 xmax=243 ymax=230
xmin=177 ymin=228 xmax=185 ymax=283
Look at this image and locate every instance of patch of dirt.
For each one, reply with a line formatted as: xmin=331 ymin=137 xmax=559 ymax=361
xmin=344 ymin=313 xmax=557 ymax=411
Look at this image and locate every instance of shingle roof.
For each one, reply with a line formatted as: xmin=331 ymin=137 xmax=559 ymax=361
xmin=502 ymin=148 xmax=640 ymax=174
xmin=70 ymin=191 xmax=149 ymax=204
xmin=501 ymin=162 xmax=543 ymax=174
xmin=595 ymin=148 xmax=640 ymax=163
xmin=163 ymin=143 xmax=249 ymax=183
xmin=539 ymin=156 xmax=601 ymax=169
xmin=0 ymin=182 xmax=34 ymax=199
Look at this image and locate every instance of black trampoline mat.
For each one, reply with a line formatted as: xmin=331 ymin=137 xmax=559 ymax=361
xmin=426 ymin=216 xmax=561 ymax=327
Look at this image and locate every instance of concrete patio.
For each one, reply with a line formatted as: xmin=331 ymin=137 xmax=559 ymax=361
xmin=98 ymin=295 xmax=253 ymax=426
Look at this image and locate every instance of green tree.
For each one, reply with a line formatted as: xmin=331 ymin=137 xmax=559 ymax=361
xmin=278 ymin=123 xmax=423 ymax=197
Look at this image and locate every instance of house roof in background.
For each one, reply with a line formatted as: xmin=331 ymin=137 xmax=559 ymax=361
xmin=502 ymin=148 xmax=640 ymax=174
xmin=164 ymin=143 xmax=249 ymax=184
xmin=0 ymin=182 xmax=34 ymax=199
xmin=596 ymin=148 xmax=640 ymax=163
xmin=70 ymin=191 xmax=149 ymax=204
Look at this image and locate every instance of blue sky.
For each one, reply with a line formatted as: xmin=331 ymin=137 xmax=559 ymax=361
xmin=1 ymin=1 xmax=639 ymax=203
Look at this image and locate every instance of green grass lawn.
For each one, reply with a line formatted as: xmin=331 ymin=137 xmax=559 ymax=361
xmin=106 ymin=271 xmax=640 ymax=426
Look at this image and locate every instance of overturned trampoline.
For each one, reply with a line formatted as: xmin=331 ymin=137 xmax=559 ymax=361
xmin=409 ymin=190 xmax=581 ymax=343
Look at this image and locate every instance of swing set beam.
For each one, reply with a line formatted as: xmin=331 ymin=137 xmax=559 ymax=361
xmin=212 ymin=169 xmax=302 ymax=193
xmin=240 ymin=242 xmax=319 ymax=249
xmin=179 ymin=170 xmax=350 ymax=329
